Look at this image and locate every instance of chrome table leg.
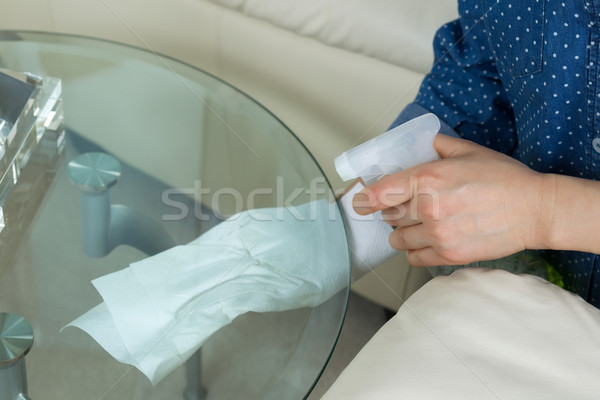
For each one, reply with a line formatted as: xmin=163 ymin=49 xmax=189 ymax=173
xmin=0 ymin=312 xmax=34 ymax=400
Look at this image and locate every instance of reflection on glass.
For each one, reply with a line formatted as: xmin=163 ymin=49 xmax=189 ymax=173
xmin=0 ymin=69 xmax=65 ymax=236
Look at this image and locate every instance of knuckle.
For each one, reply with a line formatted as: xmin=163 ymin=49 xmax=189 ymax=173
xmin=415 ymin=167 xmax=442 ymax=188
xmin=407 ymin=250 xmax=424 ymax=267
xmin=389 ymin=230 xmax=406 ymax=250
xmin=382 ymin=205 xmax=406 ymax=221
xmin=414 ymin=169 xmax=432 ymax=186
xmin=417 ymin=199 xmax=435 ymax=219
xmin=430 ymin=223 xmax=454 ymax=244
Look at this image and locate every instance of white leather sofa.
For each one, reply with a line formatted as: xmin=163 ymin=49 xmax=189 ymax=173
xmin=323 ymin=268 xmax=600 ymax=399
xmin=3 ymin=0 xmax=459 ymax=310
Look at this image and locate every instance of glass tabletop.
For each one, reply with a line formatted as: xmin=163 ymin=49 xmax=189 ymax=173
xmin=0 ymin=31 xmax=350 ymax=400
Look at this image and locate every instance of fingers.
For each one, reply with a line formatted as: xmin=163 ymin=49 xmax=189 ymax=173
xmin=352 ymin=173 xmax=418 ymax=215
xmin=389 ymin=225 xmax=463 ymax=267
xmin=352 ymin=134 xmax=478 ymax=216
xmin=388 ymin=224 xmax=430 ymax=251
xmin=405 ymin=248 xmax=441 ymax=267
xmin=381 ymin=202 xmax=421 ymax=228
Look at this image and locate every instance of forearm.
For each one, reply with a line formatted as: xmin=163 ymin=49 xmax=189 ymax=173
xmin=539 ymin=173 xmax=600 ymax=254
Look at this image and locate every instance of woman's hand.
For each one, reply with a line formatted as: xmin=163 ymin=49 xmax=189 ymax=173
xmin=352 ymin=134 xmax=551 ymax=267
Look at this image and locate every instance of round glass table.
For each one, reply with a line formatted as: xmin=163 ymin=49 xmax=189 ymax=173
xmin=0 ymin=31 xmax=350 ymax=400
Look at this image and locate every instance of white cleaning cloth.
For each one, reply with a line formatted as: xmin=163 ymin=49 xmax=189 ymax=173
xmin=66 ymin=192 xmax=398 ymax=384
xmin=67 ymin=199 xmax=348 ymax=384
xmin=338 ymin=181 xmax=398 ymax=281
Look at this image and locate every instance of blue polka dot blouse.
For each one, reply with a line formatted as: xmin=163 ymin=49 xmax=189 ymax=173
xmin=392 ymin=0 xmax=600 ymax=307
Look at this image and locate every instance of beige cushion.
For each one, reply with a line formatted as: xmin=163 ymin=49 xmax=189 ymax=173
xmin=208 ymin=0 xmax=458 ymax=73
xmin=323 ymin=268 xmax=600 ymax=400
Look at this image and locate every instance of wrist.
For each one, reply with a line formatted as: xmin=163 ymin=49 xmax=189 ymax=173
xmin=531 ymin=172 xmax=600 ymax=254
xmin=527 ymin=172 xmax=558 ymax=250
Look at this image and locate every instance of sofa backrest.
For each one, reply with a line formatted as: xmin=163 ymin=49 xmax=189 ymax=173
xmin=207 ymin=0 xmax=458 ymax=73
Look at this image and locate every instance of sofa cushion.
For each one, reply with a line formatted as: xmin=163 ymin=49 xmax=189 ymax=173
xmin=208 ymin=0 xmax=458 ymax=73
xmin=323 ymin=268 xmax=600 ymax=400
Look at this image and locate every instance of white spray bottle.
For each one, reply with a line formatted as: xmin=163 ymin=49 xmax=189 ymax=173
xmin=334 ymin=113 xmax=441 ymax=280
xmin=335 ymin=113 xmax=440 ymax=185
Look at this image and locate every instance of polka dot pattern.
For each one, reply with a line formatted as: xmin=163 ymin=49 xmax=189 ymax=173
xmin=409 ymin=0 xmax=600 ymax=307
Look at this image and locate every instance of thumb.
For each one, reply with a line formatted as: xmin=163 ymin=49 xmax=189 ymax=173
xmin=433 ymin=133 xmax=478 ymax=159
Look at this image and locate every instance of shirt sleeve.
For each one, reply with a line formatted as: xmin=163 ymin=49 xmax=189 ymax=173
xmin=391 ymin=11 xmax=518 ymax=155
